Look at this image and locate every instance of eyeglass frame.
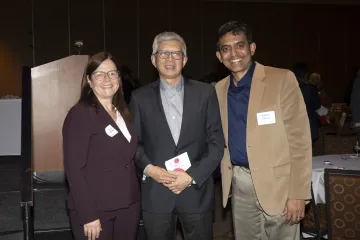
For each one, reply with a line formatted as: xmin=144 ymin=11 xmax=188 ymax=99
xmin=90 ymin=70 xmax=120 ymax=82
xmin=154 ymin=50 xmax=185 ymax=60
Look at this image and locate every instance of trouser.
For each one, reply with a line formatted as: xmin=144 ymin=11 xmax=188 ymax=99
xmin=232 ymin=166 xmax=300 ymax=240
xmin=69 ymin=201 xmax=140 ymax=240
xmin=142 ymin=208 xmax=213 ymax=240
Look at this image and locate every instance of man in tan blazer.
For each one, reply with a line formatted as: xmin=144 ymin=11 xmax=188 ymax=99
xmin=215 ymin=21 xmax=312 ymax=240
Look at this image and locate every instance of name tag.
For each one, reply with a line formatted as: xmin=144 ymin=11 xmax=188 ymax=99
xmin=105 ymin=125 xmax=118 ymax=137
xmin=257 ymin=111 xmax=276 ymax=125
xmin=165 ymin=152 xmax=191 ymax=172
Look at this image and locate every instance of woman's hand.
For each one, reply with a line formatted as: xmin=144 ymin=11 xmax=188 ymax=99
xmin=84 ymin=219 xmax=102 ymax=240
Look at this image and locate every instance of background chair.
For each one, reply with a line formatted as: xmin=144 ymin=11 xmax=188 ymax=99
xmin=325 ymin=168 xmax=360 ymax=240
xmin=301 ymin=184 xmax=327 ymax=240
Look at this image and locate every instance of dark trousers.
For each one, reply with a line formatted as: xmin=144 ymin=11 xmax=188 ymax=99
xmin=142 ymin=210 xmax=213 ymax=240
xmin=69 ymin=201 xmax=140 ymax=240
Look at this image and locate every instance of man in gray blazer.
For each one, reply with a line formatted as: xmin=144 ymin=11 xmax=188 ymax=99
xmin=129 ymin=32 xmax=224 ymax=240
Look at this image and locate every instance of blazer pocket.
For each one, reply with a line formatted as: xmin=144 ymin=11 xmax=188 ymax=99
xmin=273 ymin=162 xmax=290 ymax=177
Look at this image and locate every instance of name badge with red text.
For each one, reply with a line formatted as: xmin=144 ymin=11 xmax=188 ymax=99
xmin=165 ymin=152 xmax=191 ymax=172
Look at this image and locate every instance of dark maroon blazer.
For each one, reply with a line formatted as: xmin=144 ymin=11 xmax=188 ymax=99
xmin=62 ymin=103 xmax=140 ymax=225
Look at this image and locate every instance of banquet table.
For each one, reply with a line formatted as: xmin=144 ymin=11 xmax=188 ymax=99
xmin=312 ymin=154 xmax=360 ymax=204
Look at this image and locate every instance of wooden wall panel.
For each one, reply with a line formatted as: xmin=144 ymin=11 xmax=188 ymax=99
xmin=345 ymin=7 xmax=360 ymax=85
xmin=202 ymin=2 xmax=232 ymax=80
xmin=1 ymin=0 xmax=360 ymax=103
xmin=105 ymin=0 xmax=138 ymax=78
xmin=138 ymin=0 xmax=170 ymax=83
xmin=70 ymin=0 xmax=104 ymax=56
xmin=316 ymin=6 xmax=347 ymax=102
xmin=237 ymin=3 xmax=292 ymax=68
xmin=171 ymin=0 xmax=203 ymax=80
xmin=33 ymin=0 xmax=68 ymax=66
xmin=0 ymin=0 xmax=32 ymax=97
xmin=288 ymin=4 xmax=321 ymax=70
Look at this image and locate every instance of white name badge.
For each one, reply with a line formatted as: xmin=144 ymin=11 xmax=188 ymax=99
xmin=165 ymin=152 xmax=191 ymax=172
xmin=105 ymin=125 xmax=118 ymax=137
xmin=257 ymin=111 xmax=276 ymax=125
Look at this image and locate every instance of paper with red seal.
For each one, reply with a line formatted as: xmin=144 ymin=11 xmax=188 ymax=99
xmin=165 ymin=152 xmax=191 ymax=172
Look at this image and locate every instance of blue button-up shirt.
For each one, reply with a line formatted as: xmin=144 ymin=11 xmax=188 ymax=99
xmin=228 ymin=62 xmax=256 ymax=167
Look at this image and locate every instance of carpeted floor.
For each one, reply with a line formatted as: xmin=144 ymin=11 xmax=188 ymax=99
xmin=0 ymin=156 xmax=233 ymax=239
xmin=0 ymin=156 xmax=71 ymax=235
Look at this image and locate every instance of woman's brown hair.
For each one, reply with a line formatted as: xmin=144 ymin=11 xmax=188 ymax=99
xmin=78 ymin=52 xmax=130 ymax=122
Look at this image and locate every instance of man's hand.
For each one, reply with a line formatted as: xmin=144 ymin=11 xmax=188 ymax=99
xmin=146 ymin=165 xmax=177 ymax=184
xmin=163 ymin=171 xmax=193 ymax=194
xmin=282 ymin=199 xmax=305 ymax=225
xmin=84 ymin=219 xmax=101 ymax=240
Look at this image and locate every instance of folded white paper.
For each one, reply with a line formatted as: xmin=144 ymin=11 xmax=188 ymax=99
xmin=165 ymin=152 xmax=191 ymax=172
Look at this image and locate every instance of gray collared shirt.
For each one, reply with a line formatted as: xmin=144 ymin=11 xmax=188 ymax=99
xmin=160 ymin=78 xmax=184 ymax=145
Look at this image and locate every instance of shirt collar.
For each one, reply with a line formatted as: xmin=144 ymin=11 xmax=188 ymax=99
xmin=230 ymin=62 xmax=256 ymax=88
xmin=160 ymin=77 xmax=184 ymax=93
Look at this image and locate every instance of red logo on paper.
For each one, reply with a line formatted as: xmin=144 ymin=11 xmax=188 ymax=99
xmin=174 ymin=168 xmax=184 ymax=172
xmin=174 ymin=158 xmax=179 ymax=164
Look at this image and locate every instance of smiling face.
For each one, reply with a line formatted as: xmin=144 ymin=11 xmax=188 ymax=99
xmin=87 ymin=59 xmax=120 ymax=102
xmin=216 ymin=32 xmax=256 ymax=81
xmin=151 ymin=40 xmax=187 ymax=84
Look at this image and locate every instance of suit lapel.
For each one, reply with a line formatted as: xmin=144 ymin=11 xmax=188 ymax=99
xmin=221 ymin=77 xmax=230 ymax=147
xmin=98 ymin=104 xmax=130 ymax=144
xmin=176 ymin=78 xmax=192 ymax=149
xmin=152 ymin=80 xmax=177 ymax=147
xmin=247 ymin=62 xmax=266 ymax=135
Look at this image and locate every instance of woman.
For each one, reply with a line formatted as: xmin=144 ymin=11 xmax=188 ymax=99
xmin=62 ymin=52 xmax=140 ymax=240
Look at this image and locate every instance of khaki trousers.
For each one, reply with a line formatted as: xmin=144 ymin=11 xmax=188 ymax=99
xmin=231 ymin=166 xmax=300 ymax=240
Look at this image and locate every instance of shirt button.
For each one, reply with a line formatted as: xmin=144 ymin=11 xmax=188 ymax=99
xmin=172 ymin=116 xmax=175 ymax=119
xmin=126 ymin=165 xmax=129 ymax=168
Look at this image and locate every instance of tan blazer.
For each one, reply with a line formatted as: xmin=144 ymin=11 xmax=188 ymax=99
xmin=215 ymin=62 xmax=312 ymax=216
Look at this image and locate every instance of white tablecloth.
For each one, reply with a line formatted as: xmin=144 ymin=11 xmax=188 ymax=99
xmin=0 ymin=99 xmax=21 ymax=156
xmin=312 ymin=154 xmax=360 ymax=204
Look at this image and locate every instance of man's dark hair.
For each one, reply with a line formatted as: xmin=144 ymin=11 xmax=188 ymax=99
xmin=216 ymin=21 xmax=253 ymax=50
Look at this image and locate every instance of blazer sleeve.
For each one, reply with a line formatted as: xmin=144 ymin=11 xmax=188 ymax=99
xmin=186 ymin=87 xmax=225 ymax=188
xmin=62 ymin=106 xmax=99 ymax=224
xmin=128 ymin=93 xmax=152 ymax=171
xmin=280 ymin=71 xmax=312 ymax=200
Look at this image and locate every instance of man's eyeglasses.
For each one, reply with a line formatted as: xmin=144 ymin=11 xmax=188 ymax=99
xmin=155 ymin=50 xmax=184 ymax=60
xmin=91 ymin=70 xmax=120 ymax=81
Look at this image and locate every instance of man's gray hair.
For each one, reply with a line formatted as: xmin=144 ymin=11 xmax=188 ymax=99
xmin=152 ymin=32 xmax=187 ymax=56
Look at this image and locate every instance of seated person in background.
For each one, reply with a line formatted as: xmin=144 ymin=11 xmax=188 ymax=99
xmin=292 ymin=62 xmax=325 ymax=145
xmin=308 ymin=72 xmax=330 ymax=125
